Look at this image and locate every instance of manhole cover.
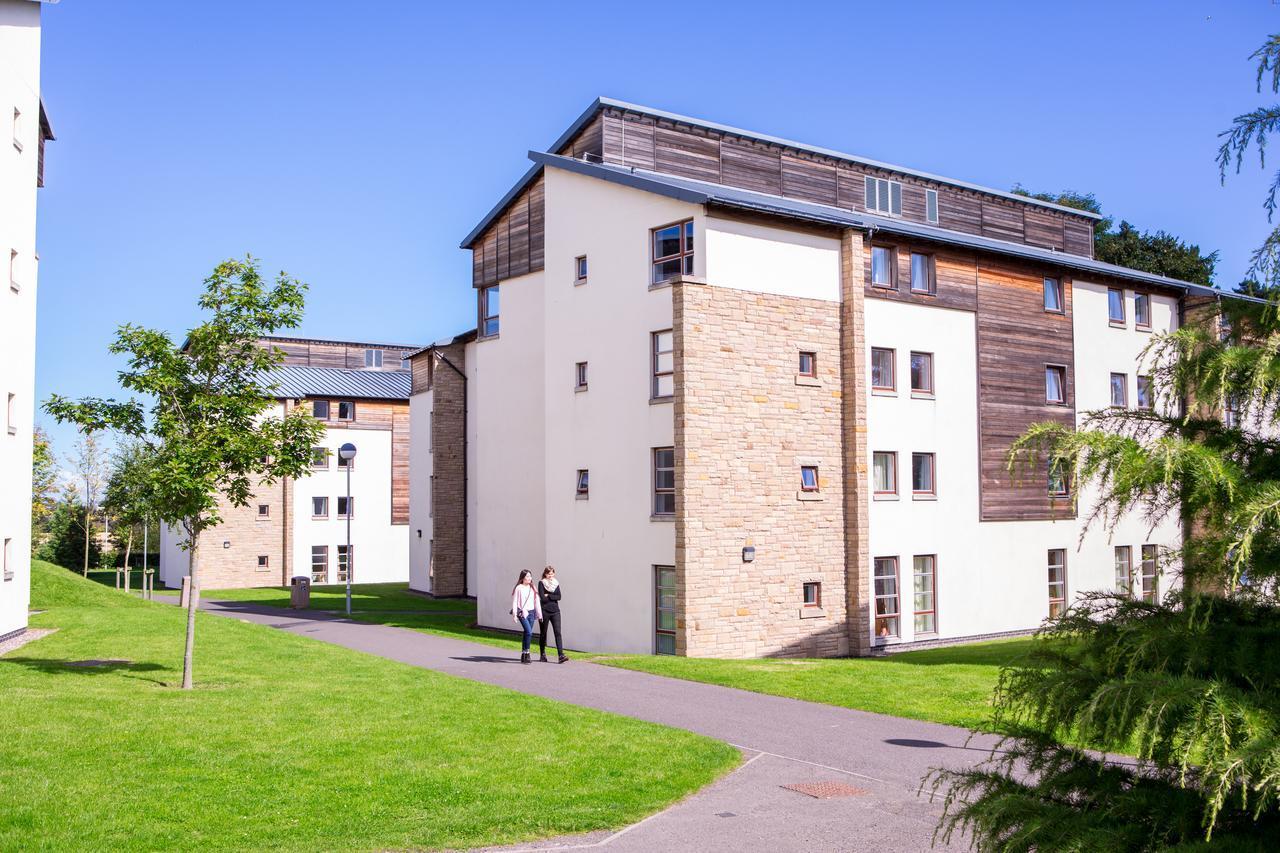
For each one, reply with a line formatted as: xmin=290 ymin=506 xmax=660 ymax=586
xmin=65 ymin=659 xmax=132 ymax=668
xmin=781 ymin=781 xmax=868 ymax=799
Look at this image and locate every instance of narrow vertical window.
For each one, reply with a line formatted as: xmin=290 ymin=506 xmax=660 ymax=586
xmin=652 ymin=330 xmax=674 ymax=399
xmin=1140 ymin=545 xmax=1159 ymax=603
xmin=870 ymin=347 xmax=896 ymax=391
xmin=575 ymin=255 xmax=588 ymax=284
xmin=1115 ymin=546 xmax=1133 ymax=595
xmin=652 ymin=447 xmax=675 ymax=516
xmin=1110 ymin=373 xmax=1128 ymax=408
xmin=911 ymin=453 xmax=935 ymax=497
xmin=925 ymin=189 xmax=939 ymax=224
xmin=1108 ymin=287 xmax=1125 ymax=325
xmin=910 ymin=352 xmax=933 ymax=395
xmin=1134 ymin=292 xmax=1151 ymax=329
xmin=910 ymin=252 xmax=934 ymax=294
xmin=11 ymin=107 xmax=20 ymax=151
xmin=1225 ymin=394 xmax=1241 ymax=429
xmin=575 ymin=469 xmax=589 ymax=498
xmin=3 ymin=538 xmax=12 ymax=581
xmin=1048 ymin=460 xmax=1071 ymax=498
xmin=800 ymin=465 xmax=820 ymax=492
xmin=311 ymin=545 xmax=328 ymax=582
xmin=913 ymin=555 xmax=936 ymax=635
xmin=337 ymin=400 xmax=355 ymax=421
xmin=874 ymin=557 xmax=900 ymax=639
xmin=870 ymin=245 xmax=895 ymax=288
xmin=655 ymin=566 xmax=676 ymax=654
xmin=6 ymin=392 xmax=15 ymax=435
xmin=575 ymin=361 xmax=588 ymax=391
xmin=1043 ymin=277 xmax=1063 ymax=312
xmin=1047 ymin=549 xmax=1067 ymax=618
xmin=337 ymin=544 xmax=353 ymax=582
xmin=480 ymin=284 xmax=500 ymax=336
xmin=8 ymin=249 xmax=17 ymax=292
xmin=872 ymin=451 xmax=897 ymax=495
xmin=1045 ymin=365 xmax=1067 ymax=404
xmin=651 ymin=220 xmax=694 ymax=284
xmin=798 ymin=351 xmax=817 ymax=378
xmin=803 ymin=581 xmax=822 ymax=608
xmin=1136 ymin=375 xmax=1153 ymax=410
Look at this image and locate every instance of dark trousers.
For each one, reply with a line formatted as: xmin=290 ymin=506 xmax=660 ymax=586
xmin=539 ymin=611 xmax=563 ymax=657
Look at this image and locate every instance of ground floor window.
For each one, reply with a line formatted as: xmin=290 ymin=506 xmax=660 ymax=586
xmin=337 ymin=544 xmax=353 ymax=583
xmin=873 ymin=557 xmax=900 ymax=640
xmin=913 ymin=555 xmax=936 ymax=635
xmin=1140 ymin=545 xmax=1159 ymax=603
xmin=655 ymin=565 xmax=676 ymax=655
xmin=311 ymin=545 xmax=328 ymax=583
xmin=1048 ymin=549 xmax=1067 ymax=618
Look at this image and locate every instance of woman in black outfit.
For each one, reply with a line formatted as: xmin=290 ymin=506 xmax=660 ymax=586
xmin=538 ymin=566 xmax=568 ymax=663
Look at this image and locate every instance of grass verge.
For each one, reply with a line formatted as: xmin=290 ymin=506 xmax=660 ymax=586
xmin=0 ymin=562 xmax=738 ymax=851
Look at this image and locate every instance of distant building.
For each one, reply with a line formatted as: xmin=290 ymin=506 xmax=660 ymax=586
xmin=410 ymin=98 xmax=1241 ymax=657
xmin=159 ymin=336 xmax=418 ymax=590
xmin=1 ymin=0 xmax=55 ymax=642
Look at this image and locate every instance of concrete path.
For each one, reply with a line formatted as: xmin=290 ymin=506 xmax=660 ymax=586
xmin=190 ymin=598 xmax=990 ymax=851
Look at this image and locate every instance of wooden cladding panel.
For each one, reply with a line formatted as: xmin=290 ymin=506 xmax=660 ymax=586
xmin=623 ymin=115 xmax=656 ymax=170
xmin=981 ymin=200 xmax=1025 ymax=242
xmin=654 ymin=125 xmax=720 ymax=182
xmin=721 ymin=139 xmax=782 ymax=195
xmin=975 ymin=263 xmax=1076 ymax=521
xmin=566 ymin=114 xmax=603 ymax=161
xmin=410 ymin=353 xmax=431 ymax=396
xmin=309 ymin=346 xmax=347 ymax=369
xmin=472 ymin=174 xmax=545 ymax=287
xmin=1024 ymin=208 xmax=1065 ymax=251
xmin=271 ymin=343 xmax=311 ymax=365
xmin=862 ymin=241 xmax=978 ymax=313
xmin=780 ymin=155 xmax=838 ymax=205
xmin=836 ymin=171 xmax=864 ymax=210
xmin=1064 ymin=221 xmax=1093 ymax=257
xmin=391 ymin=406 xmax=411 ymax=524
xmin=940 ymin=192 xmax=982 ymax=235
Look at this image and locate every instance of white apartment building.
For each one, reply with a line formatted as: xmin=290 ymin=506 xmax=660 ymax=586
xmin=1 ymin=0 xmax=53 ymax=642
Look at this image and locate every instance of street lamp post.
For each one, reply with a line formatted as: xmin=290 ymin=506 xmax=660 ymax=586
xmin=338 ymin=442 xmax=357 ymax=616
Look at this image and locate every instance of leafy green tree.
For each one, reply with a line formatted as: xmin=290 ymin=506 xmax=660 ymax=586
xmin=36 ymin=485 xmax=99 ymax=572
xmin=68 ymin=430 xmax=108 ymax=577
xmin=45 ymin=257 xmax=325 ymax=689
xmin=102 ymin=438 xmax=158 ymax=591
xmin=30 ymin=426 xmax=58 ymax=551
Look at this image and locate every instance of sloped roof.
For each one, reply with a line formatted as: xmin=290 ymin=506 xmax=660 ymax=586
xmin=529 ymin=150 xmax=1254 ymax=303
xmin=255 ymin=365 xmax=411 ymax=401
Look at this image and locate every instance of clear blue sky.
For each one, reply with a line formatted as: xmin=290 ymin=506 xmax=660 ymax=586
xmin=32 ymin=0 xmax=1279 ymax=454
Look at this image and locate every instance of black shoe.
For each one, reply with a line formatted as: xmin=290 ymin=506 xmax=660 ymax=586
xmin=558 ymin=655 xmax=569 ymax=663
xmin=539 ymin=654 xmax=549 ymax=662
xmin=520 ymin=652 xmax=530 ymax=664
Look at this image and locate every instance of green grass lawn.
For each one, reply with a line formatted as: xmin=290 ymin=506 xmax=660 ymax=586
xmin=594 ymin=638 xmax=1035 ymax=731
xmin=0 ymin=562 xmax=738 ymax=851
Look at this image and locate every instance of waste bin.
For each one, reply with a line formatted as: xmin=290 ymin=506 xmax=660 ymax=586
xmin=290 ymin=575 xmax=311 ymax=609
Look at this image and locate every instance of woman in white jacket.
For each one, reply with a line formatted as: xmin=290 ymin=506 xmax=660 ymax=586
xmin=511 ymin=570 xmax=542 ymax=664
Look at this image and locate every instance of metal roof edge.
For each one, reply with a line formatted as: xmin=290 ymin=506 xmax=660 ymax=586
xmin=405 ymin=328 xmax=478 ymax=360
xmin=530 ymin=150 xmax=714 ymax=205
xmin=460 ymin=162 xmax=544 ymax=249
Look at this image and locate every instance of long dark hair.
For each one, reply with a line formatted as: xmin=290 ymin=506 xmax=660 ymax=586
xmin=512 ymin=569 xmax=533 ymax=595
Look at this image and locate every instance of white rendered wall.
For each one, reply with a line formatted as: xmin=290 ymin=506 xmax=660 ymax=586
xmin=0 ymin=0 xmax=41 ymax=637
xmin=408 ymin=388 xmax=432 ymax=592
xmin=158 ymin=523 xmax=189 ymax=589
xmin=292 ymin=426 xmax=408 ymax=585
xmin=705 ymin=216 xmax=841 ymax=301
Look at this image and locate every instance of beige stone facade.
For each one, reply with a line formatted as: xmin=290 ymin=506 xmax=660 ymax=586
xmin=674 ymin=277 xmax=849 ymax=658
xmin=185 ymin=474 xmax=293 ymax=589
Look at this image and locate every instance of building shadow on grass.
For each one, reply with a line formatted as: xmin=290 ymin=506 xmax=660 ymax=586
xmin=0 ymin=657 xmax=167 ymax=680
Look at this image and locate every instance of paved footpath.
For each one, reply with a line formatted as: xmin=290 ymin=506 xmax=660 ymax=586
xmin=187 ymin=598 xmax=991 ymax=851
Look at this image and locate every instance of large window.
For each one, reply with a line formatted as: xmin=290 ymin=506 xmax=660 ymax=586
xmin=1110 ymin=373 xmax=1128 ymax=408
xmin=910 ymin=252 xmax=934 ymax=294
xmin=910 ymin=352 xmax=933 ymax=395
xmin=1046 ymin=365 xmax=1067 ymax=404
xmin=874 ymin=557 xmax=900 ymax=639
xmin=653 ymin=447 xmax=675 ymax=517
xmin=655 ymin=566 xmax=676 ymax=655
xmin=337 ymin=544 xmax=353 ymax=583
xmin=871 ymin=347 xmax=895 ymax=391
xmin=652 ymin=330 xmax=674 ymax=399
xmin=1135 ymin=292 xmax=1152 ymax=329
xmin=911 ymin=452 xmax=935 ymax=497
xmin=865 ymin=176 xmax=903 ymax=216
xmin=1048 ymin=549 xmax=1067 ymax=618
xmin=480 ymin=285 xmax=500 ymax=337
xmin=1140 ymin=545 xmax=1159 ymax=603
xmin=652 ymin=220 xmax=694 ymax=284
xmin=870 ymin=245 xmax=895 ymax=288
xmin=311 ymin=545 xmax=328 ymax=583
xmin=1108 ymin=287 xmax=1126 ymax=325
xmin=1043 ymin=277 xmax=1064 ymax=313
xmin=913 ymin=555 xmax=936 ymax=635
xmin=1115 ymin=545 xmax=1133 ymax=595
xmin=873 ymin=451 xmax=897 ymax=496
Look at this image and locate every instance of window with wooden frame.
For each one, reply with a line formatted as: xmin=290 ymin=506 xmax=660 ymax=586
xmin=1110 ymin=373 xmax=1128 ymax=408
xmin=800 ymin=465 xmax=819 ymax=493
xmin=1045 ymin=364 xmax=1067 ymax=405
xmin=310 ymin=545 xmax=328 ymax=583
xmin=257 ymin=503 xmax=270 ymax=519
xmin=798 ymin=351 xmax=817 ymax=378
xmin=925 ymin=189 xmax=939 ymax=224
xmin=1134 ymin=292 xmax=1152 ymax=329
xmin=256 ymin=555 xmax=269 ymax=571
xmin=865 ymin=176 xmax=903 ymax=216
xmin=364 ymin=349 xmax=383 ymax=368
xmin=576 ymin=469 xmax=589 ymax=499
xmin=1136 ymin=375 xmax=1154 ymax=410
xmin=910 ymin=351 xmax=933 ymax=395
xmin=337 ymin=544 xmax=353 ymax=582
xmin=337 ymin=400 xmax=355 ymax=421
xmin=870 ymin=347 xmax=896 ymax=391
xmin=909 ymin=252 xmax=935 ymax=294
xmin=480 ymin=284 xmax=500 ymax=337
xmin=1048 ymin=459 xmax=1071 ymax=498
xmin=1047 ymin=549 xmax=1067 ymax=618
xmin=803 ymin=581 xmax=822 ymax=608
xmin=312 ymin=400 xmax=330 ymax=420
xmin=1108 ymin=287 xmax=1126 ymax=326
xmin=652 ymin=447 xmax=675 ymax=517
xmin=310 ymin=447 xmax=329 ymax=469
xmin=913 ymin=555 xmax=936 ymax=635
xmin=575 ymin=361 xmax=588 ymax=391
xmin=1043 ymin=277 xmax=1064 ymax=313
xmin=575 ymin=255 xmax=588 ymax=284
xmin=870 ymin=245 xmax=896 ymax=288
xmin=652 ymin=330 xmax=674 ymax=399
xmin=337 ymin=496 xmax=354 ymax=519
xmin=1115 ymin=545 xmax=1133 ymax=595
xmin=651 ymin=220 xmax=694 ymax=284
xmin=654 ymin=566 xmax=676 ymax=655
xmin=873 ymin=557 xmax=900 ymax=639
xmin=311 ymin=496 xmax=329 ymax=518
xmin=1140 ymin=545 xmax=1159 ymax=603
xmin=911 ymin=453 xmax=935 ymax=497
xmin=872 ymin=451 xmax=897 ymax=496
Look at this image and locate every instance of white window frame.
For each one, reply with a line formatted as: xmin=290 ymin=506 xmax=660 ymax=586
xmin=873 ymin=556 xmax=900 ymax=640
xmin=651 ymin=330 xmax=674 ymax=400
xmin=864 ymin=176 xmax=903 ymax=216
xmin=925 ymin=189 xmax=939 ymax=224
xmin=364 ymin=349 xmax=383 ymax=368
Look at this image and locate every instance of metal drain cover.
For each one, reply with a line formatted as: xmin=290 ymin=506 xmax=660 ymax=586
xmin=781 ymin=781 xmax=868 ymax=799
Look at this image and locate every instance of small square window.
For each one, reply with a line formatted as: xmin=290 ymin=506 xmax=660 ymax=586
xmin=575 ymin=255 xmax=588 ymax=283
xmin=257 ymin=504 xmax=270 ymax=518
xmin=800 ymin=465 xmax=819 ymax=492
xmin=803 ymin=581 xmax=822 ymax=607
xmin=910 ymin=352 xmax=933 ymax=395
xmin=798 ymin=351 xmax=817 ymax=378
xmin=257 ymin=555 xmax=270 ymax=571
xmin=910 ymin=252 xmax=934 ymax=294
xmin=1046 ymin=365 xmax=1067 ymax=405
xmin=312 ymin=400 xmax=330 ymax=419
xmin=911 ymin=453 xmax=935 ymax=496
xmin=311 ymin=447 xmax=329 ymax=469
xmin=312 ymin=496 xmax=329 ymax=518
xmin=337 ymin=400 xmax=355 ymax=421
xmin=337 ymin=496 xmax=354 ymax=518
xmin=1110 ymin=373 xmax=1128 ymax=408
xmin=1043 ymin=277 xmax=1063 ymax=313
xmin=1108 ymin=288 xmax=1126 ymax=325
xmin=873 ymin=451 xmax=897 ymax=495
xmin=576 ymin=469 xmax=589 ymax=498
xmin=652 ymin=220 xmax=694 ymax=284
xmin=1135 ymin=293 xmax=1151 ymax=329
xmin=575 ymin=361 xmax=588 ymax=391
xmin=870 ymin=246 xmax=895 ymax=288
xmin=364 ymin=349 xmax=383 ymax=368
xmin=337 ymin=452 xmax=354 ymax=470
xmin=871 ymin=347 xmax=896 ymax=391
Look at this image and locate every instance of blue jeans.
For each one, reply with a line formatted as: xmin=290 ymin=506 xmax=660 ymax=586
xmin=517 ymin=611 xmax=537 ymax=652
